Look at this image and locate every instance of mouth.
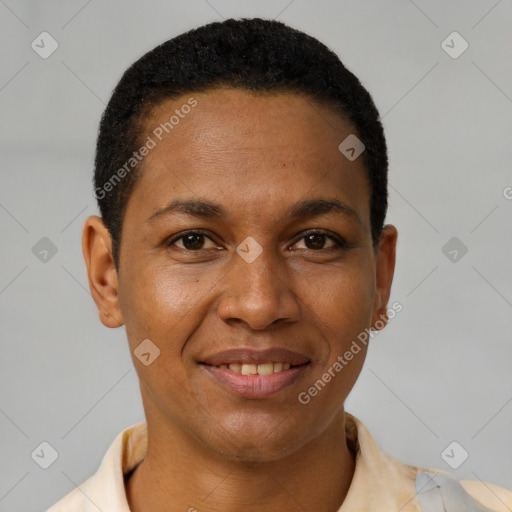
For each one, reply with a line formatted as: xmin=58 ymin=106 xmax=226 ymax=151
xmin=199 ymin=348 xmax=311 ymax=399
xmin=210 ymin=361 xmax=295 ymax=375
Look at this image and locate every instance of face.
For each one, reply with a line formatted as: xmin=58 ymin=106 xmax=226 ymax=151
xmin=84 ymin=88 xmax=396 ymax=462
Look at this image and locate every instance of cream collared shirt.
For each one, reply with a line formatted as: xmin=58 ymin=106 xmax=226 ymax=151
xmin=46 ymin=413 xmax=512 ymax=512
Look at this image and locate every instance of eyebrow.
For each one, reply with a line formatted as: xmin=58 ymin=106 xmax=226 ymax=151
xmin=146 ymin=197 xmax=362 ymax=225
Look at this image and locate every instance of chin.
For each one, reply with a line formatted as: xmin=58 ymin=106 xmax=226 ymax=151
xmin=199 ymin=419 xmax=310 ymax=464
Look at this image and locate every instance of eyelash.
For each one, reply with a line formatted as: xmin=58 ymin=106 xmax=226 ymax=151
xmin=164 ymin=229 xmax=347 ymax=252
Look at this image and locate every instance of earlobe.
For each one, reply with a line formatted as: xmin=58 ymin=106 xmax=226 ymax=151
xmin=82 ymin=215 xmax=124 ymax=328
xmin=371 ymin=224 xmax=398 ymax=330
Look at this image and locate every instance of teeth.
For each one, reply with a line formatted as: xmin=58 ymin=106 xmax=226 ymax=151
xmin=241 ymin=364 xmax=257 ymax=375
xmin=257 ymin=363 xmax=274 ymax=375
xmin=219 ymin=362 xmax=294 ymax=375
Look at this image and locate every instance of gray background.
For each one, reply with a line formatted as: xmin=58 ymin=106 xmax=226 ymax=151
xmin=1 ymin=1 xmax=511 ymax=510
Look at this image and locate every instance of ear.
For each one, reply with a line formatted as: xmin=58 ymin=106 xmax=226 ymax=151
xmin=371 ymin=224 xmax=398 ymax=330
xmin=82 ymin=215 xmax=124 ymax=328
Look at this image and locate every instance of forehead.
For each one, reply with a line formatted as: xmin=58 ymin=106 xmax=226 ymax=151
xmin=142 ymin=87 xmax=354 ymax=160
xmin=127 ymin=88 xmax=370 ymax=225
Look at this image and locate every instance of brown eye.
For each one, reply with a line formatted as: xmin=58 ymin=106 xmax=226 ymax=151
xmin=166 ymin=231 xmax=219 ymax=251
xmin=181 ymin=233 xmax=205 ymax=250
xmin=293 ymin=231 xmax=342 ymax=251
xmin=304 ymin=233 xmax=326 ymax=250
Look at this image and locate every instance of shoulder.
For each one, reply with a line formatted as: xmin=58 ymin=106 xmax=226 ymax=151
xmin=413 ymin=469 xmax=512 ymax=512
xmin=344 ymin=413 xmax=512 ymax=511
xmin=460 ymin=478 xmax=512 ymax=512
xmin=45 ymin=421 xmax=147 ymax=512
xmin=45 ymin=479 xmax=90 ymax=512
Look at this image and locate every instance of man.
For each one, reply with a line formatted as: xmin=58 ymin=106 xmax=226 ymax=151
xmin=47 ymin=17 xmax=511 ymax=512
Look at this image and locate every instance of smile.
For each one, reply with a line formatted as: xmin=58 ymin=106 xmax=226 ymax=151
xmin=201 ymin=361 xmax=310 ymax=399
xmin=214 ymin=362 xmax=293 ymax=375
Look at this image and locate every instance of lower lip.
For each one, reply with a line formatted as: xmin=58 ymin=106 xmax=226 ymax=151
xmin=201 ymin=364 xmax=309 ymax=399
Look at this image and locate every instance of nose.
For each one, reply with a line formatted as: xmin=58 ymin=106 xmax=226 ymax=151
xmin=216 ymin=244 xmax=301 ymax=331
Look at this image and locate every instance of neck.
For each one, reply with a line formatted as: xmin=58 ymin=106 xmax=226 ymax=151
xmin=126 ymin=409 xmax=355 ymax=512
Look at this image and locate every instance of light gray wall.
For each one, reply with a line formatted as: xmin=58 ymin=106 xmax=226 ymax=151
xmin=1 ymin=1 xmax=511 ymax=510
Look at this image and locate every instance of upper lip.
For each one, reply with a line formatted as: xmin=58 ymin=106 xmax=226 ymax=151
xmin=201 ymin=348 xmax=310 ymax=366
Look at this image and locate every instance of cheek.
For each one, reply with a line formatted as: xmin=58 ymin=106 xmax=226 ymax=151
xmin=308 ymin=257 xmax=375 ymax=396
xmin=118 ymin=262 xmax=210 ymax=351
xmin=151 ymin=275 xmax=199 ymax=320
xmin=118 ymin=265 xmax=211 ymax=407
xmin=298 ymin=275 xmax=372 ymax=422
xmin=317 ymin=258 xmax=375 ymax=329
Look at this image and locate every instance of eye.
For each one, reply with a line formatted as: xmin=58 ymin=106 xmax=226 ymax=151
xmin=165 ymin=231 xmax=220 ymax=251
xmin=291 ymin=230 xmax=345 ymax=251
xmin=164 ymin=229 xmax=346 ymax=252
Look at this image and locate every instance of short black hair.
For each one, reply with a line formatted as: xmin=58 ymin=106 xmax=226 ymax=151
xmin=94 ymin=17 xmax=388 ymax=268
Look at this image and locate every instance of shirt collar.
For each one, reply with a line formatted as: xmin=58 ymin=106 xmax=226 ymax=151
xmin=341 ymin=413 xmax=420 ymax=510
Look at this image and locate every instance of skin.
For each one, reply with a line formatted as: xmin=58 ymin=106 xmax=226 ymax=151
xmin=82 ymin=88 xmax=397 ymax=512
